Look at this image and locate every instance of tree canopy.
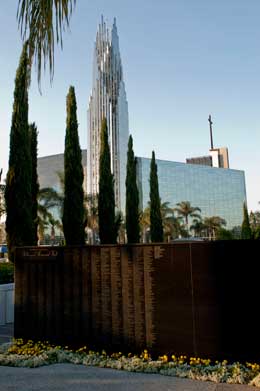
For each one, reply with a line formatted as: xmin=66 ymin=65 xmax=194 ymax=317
xmin=5 ymin=43 xmax=33 ymax=261
xmin=62 ymin=86 xmax=85 ymax=245
xmin=241 ymin=202 xmax=252 ymax=240
xmin=98 ymin=118 xmax=117 ymax=244
xmin=149 ymin=151 xmax=163 ymax=242
xmin=125 ymin=135 xmax=140 ymax=243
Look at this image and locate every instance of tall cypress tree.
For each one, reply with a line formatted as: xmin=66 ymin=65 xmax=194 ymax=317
xmin=125 ymin=135 xmax=140 ymax=243
xmin=62 ymin=86 xmax=85 ymax=245
xmin=241 ymin=202 xmax=252 ymax=239
xmin=5 ymin=43 xmax=33 ymax=261
xmin=98 ymin=118 xmax=116 ymax=244
xmin=149 ymin=151 xmax=163 ymax=242
xmin=29 ymin=123 xmax=39 ymax=245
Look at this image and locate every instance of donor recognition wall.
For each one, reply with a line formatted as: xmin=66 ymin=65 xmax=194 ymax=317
xmin=14 ymin=241 xmax=260 ymax=361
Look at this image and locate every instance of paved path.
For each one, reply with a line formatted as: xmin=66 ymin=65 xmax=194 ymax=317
xmin=0 ymin=364 xmax=256 ymax=391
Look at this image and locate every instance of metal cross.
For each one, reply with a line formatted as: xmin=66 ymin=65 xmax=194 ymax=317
xmin=208 ymin=115 xmax=214 ymax=149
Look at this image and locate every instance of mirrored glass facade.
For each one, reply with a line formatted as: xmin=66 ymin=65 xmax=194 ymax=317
xmin=136 ymin=157 xmax=247 ymax=229
xmin=87 ymin=16 xmax=129 ymax=211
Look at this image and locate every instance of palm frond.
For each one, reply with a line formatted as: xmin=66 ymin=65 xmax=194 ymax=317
xmin=17 ymin=0 xmax=76 ymax=87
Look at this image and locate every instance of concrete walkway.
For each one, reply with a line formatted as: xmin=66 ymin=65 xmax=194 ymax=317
xmin=0 ymin=364 xmax=256 ymax=391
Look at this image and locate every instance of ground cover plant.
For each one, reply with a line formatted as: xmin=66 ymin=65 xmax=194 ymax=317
xmin=0 ymin=339 xmax=259 ymax=387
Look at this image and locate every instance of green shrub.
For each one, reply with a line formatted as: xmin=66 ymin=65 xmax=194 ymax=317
xmin=0 ymin=262 xmax=14 ymax=284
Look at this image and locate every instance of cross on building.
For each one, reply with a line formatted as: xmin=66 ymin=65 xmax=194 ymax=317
xmin=208 ymin=114 xmax=214 ymax=150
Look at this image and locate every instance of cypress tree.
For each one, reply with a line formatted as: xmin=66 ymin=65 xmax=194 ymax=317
xmin=125 ymin=135 xmax=140 ymax=243
xmin=29 ymin=123 xmax=39 ymax=245
xmin=5 ymin=43 xmax=33 ymax=261
xmin=62 ymin=86 xmax=85 ymax=245
xmin=241 ymin=202 xmax=252 ymax=239
xmin=98 ymin=118 xmax=116 ymax=244
xmin=149 ymin=151 xmax=163 ymax=242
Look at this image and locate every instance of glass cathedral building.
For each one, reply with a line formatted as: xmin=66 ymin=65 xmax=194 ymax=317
xmin=136 ymin=158 xmax=247 ymax=229
xmin=37 ymin=153 xmax=247 ymax=230
xmin=37 ymin=152 xmax=247 ymax=230
xmin=36 ymin=16 xmax=247 ymax=231
xmin=87 ymin=16 xmax=129 ymax=211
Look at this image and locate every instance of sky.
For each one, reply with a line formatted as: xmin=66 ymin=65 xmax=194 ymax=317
xmin=0 ymin=0 xmax=260 ymax=211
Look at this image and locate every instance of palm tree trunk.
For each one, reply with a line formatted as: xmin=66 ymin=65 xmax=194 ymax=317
xmin=185 ymin=215 xmax=189 ymax=235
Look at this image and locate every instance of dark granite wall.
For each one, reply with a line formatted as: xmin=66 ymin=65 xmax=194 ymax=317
xmin=14 ymin=241 xmax=260 ymax=361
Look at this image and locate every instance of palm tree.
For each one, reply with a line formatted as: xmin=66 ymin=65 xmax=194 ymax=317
xmin=0 ymin=185 xmax=5 ymax=220
xmin=17 ymin=0 xmax=76 ymax=86
xmin=250 ymin=211 xmax=260 ymax=231
xmin=38 ymin=187 xmax=63 ymax=211
xmin=216 ymin=228 xmax=234 ymax=240
xmin=49 ymin=215 xmax=63 ymax=244
xmin=37 ymin=188 xmax=63 ymax=244
xmin=174 ymin=201 xmax=201 ymax=235
xmin=115 ymin=211 xmax=123 ymax=243
xmin=190 ymin=218 xmax=206 ymax=238
xmin=39 ymin=170 xmax=64 ymax=214
xmin=0 ymin=223 xmax=6 ymax=244
xmin=160 ymin=202 xmax=184 ymax=241
xmin=140 ymin=205 xmax=150 ymax=243
xmin=37 ymin=171 xmax=64 ymax=243
xmin=250 ymin=211 xmax=259 ymax=229
xmin=241 ymin=202 xmax=252 ymax=239
xmin=203 ymin=216 xmax=226 ymax=240
xmin=140 ymin=201 xmax=184 ymax=242
xmin=163 ymin=214 xmax=186 ymax=241
xmin=160 ymin=201 xmax=173 ymax=219
xmin=249 ymin=209 xmax=260 ymax=239
xmin=37 ymin=216 xmax=49 ymax=245
xmin=116 ymin=213 xmax=126 ymax=244
xmin=38 ymin=171 xmax=90 ymax=244
xmin=84 ymin=194 xmax=99 ymax=243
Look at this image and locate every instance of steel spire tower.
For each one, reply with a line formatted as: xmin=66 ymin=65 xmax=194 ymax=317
xmin=87 ymin=16 xmax=129 ymax=212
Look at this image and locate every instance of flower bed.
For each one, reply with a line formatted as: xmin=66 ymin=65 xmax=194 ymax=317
xmin=0 ymin=339 xmax=259 ymax=387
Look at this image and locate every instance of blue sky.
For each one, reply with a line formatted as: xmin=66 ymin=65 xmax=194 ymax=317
xmin=0 ymin=1 xmax=260 ymax=211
